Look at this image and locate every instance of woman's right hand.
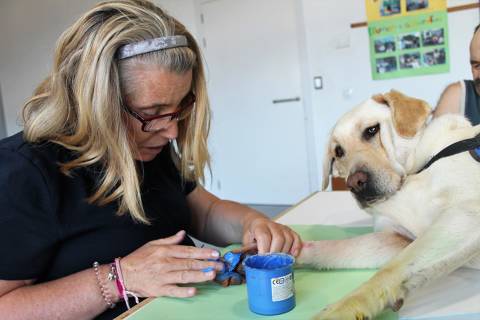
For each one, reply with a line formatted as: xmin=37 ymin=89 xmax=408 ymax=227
xmin=120 ymin=230 xmax=224 ymax=298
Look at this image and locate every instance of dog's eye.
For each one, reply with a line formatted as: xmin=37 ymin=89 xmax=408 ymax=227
xmin=363 ymin=124 xmax=380 ymax=140
xmin=335 ymin=145 xmax=344 ymax=158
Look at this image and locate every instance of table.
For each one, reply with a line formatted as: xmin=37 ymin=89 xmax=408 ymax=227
xmin=277 ymin=192 xmax=480 ymax=320
xmin=117 ymin=191 xmax=480 ymax=320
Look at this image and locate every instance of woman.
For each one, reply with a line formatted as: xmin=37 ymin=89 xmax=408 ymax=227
xmin=0 ymin=1 xmax=302 ymax=319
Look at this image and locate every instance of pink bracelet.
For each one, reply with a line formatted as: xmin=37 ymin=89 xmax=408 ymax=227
xmin=111 ymin=263 xmax=124 ymax=298
xmin=115 ymin=257 xmax=140 ymax=310
xmin=106 ymin=262 xmax=123 ymax=299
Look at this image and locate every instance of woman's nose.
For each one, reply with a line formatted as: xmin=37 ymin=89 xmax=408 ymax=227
xmin=160 ymin=121 xmax=178 ymax=140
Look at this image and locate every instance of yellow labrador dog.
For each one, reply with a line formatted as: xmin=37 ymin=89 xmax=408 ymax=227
xmin=297 ymin=90 xmax=480 ymax=320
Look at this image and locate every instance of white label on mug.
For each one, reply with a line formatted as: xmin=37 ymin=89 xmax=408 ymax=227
xmin=271 ymin=273 xmax=294 ymax=302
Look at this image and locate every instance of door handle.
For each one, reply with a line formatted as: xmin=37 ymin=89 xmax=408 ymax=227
xmin=272 ymin=96 xmax=301 ymax=104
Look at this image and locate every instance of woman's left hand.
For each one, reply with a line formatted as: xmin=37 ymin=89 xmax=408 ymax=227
xmin=242 ymin=216 xmax=302 ymax=257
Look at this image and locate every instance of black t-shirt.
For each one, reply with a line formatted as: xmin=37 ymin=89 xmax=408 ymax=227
xmin=0 ymin=132 xmax=196 ymax=319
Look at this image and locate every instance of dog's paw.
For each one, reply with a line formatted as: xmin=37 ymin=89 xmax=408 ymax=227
xmin=311 ymin=266 xmax=406 ymax=320
xmin=312 ymin=288 xmax=404 ymax=320
xmin=312 ymin=297 xmax=373 ymax=320
xmin=313 ymin=306 xmax=372 ymax=320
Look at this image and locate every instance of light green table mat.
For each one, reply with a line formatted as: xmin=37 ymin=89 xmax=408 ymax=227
xmin=125 ymin=225 xmax=397 ymax=320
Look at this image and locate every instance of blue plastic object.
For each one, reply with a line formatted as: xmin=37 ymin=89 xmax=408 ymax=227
xmin=243 ymin=253 xmax=296 ymax=315
xmin=213 ymin=251 xmax=244 ymax=283
xmin=223 ymin=251 xmax=241 ymax=272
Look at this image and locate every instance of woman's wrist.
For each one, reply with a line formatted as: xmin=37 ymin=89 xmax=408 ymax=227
xmin=242 ymin=210 xmax=269 ymax=230
xmin=112 ymin=258 xmax=141 ymax=310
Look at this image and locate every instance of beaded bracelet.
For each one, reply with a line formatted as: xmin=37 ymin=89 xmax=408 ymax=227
xmin=92 ymin=261 xmax=116 ymax=309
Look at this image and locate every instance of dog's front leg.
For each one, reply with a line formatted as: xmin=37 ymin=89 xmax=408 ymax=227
xmin=296 ymin=231 xmax=411 ymax=269
xmin=313 ymin=206 xmax=480 ymax=320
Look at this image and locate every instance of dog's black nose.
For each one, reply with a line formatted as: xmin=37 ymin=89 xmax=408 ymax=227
xmin=347 ymin=171 xmax=368 ymax=193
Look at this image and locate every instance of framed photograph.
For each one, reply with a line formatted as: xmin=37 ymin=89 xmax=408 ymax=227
xmin=380 ymin=0 xmax=401 ymax=16
xmin=399 ymin=32 xmax=421 ymax=50
xmin=423 ymin=48 xmax=446 ymax=66
xmin=399 ymin=52 xmax=422 ymax=69
xmin=406 ymin=0 xmax=429 ymax=12
xmin=376 ymin=56 xmax=398 ymax=73
xmin=374 ymin=36 xmax=396 ymax=53
xmin=422 ymin=28 xmax=445 ymax=46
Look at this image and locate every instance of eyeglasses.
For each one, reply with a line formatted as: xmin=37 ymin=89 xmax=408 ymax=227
xmin=125 ymin=92 xmax=196 ymax=132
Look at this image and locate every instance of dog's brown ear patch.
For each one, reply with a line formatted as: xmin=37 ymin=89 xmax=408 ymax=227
xmin=383 ymin=90 xmax=431 ymax=138
xmin=371 ymin=93 xmax=387 ymax=105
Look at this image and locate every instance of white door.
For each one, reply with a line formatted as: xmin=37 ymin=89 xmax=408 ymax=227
xmin=200 ymin=0 xmax=311 ymax=205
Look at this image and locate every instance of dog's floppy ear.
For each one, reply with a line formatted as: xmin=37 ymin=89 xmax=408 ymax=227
xmin=372 ymin=93 xmax=388 ymax=105
xmin=321 ymin=138 xmax=334 ymax=190
xmin=373 ymin=90 xmax=431 ymax=138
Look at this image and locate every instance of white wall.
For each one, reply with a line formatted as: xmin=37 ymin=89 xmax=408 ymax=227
xmin=0 ymin=0 xmax=100 ymax=135
xmin=153 ymin=0 xmax=198 ymax=38
xmin=1 ymin=0 xmax=478 ymax=201
xmin=0 ymin=0 xmax=196 ymax=136
xmin=299 ymin=0 xmax=479 ymax=186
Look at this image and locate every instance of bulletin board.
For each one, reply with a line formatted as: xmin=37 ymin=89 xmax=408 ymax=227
xmin=366 ymin=0 xmax=449 ymax=80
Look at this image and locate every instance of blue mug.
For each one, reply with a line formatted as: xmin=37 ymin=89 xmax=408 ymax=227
xmin=243 ymin=253 xmax=296 ymax=315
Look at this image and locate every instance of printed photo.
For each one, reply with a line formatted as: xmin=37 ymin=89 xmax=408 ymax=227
xmin=399 ymin=52 xmax=422 ymax=69
xmin=407 ymin=0 xmax=429 ymax=12
xmin=422 ymin=29 xmax=445 ymax=46
xmin=376 ymin=56 xmax=398 ymax=73
xmin=399 ymin=32 xmax=421 ymax=50
xmin=380 ymin=0 xmax=401 ymax=16
xmin=423 ymin=48 xmax=446 ymax=66
xmin=374 ymin=36 xmax=396 ymax=53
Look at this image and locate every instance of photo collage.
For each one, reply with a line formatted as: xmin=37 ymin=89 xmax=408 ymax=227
xmin=374 ymin=27 xmax=446 ymax=74
xmin=367 ymin=0 xmax=449 ymax=80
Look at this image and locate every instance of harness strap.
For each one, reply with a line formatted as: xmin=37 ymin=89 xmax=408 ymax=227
xmin=417 ymin=133 xmax=480 ymax=174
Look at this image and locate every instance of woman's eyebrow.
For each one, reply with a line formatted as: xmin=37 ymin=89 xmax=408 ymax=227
xmin=133 ymin=91 xmax=191 ymax=109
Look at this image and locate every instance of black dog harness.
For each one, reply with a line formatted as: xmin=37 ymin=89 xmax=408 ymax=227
xmin=417 ymin=133 xmax=480 ymax=174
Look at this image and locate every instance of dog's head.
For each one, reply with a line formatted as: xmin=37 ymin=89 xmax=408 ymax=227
xmin=323 ymin=90 xmax=431 ymax=207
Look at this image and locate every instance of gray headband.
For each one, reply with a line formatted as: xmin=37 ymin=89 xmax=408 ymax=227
xmin=116 ymin=35 xmax=188 ymax=60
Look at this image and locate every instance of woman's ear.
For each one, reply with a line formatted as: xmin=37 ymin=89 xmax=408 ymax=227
xmin=382 ymin=90 xmax=431 ymax=138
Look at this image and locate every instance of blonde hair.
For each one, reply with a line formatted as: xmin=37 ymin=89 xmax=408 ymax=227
xmin=22 ymin=0 xmax=211 ymax=224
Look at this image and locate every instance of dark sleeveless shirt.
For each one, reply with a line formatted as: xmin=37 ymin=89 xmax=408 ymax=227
xmin=464 ymin=80 xmax=480 ymax=125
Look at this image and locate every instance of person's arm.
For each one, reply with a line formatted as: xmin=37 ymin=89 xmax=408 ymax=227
xmin=187 ymin=187 xmax=302 ymax=256
xmin=433 ymin=81 xmax=462 ymax=117
xmin=0 ymin=231 xmax=224 ymax=320
xmin=0 ymin=268 xmax=116 ymax=320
